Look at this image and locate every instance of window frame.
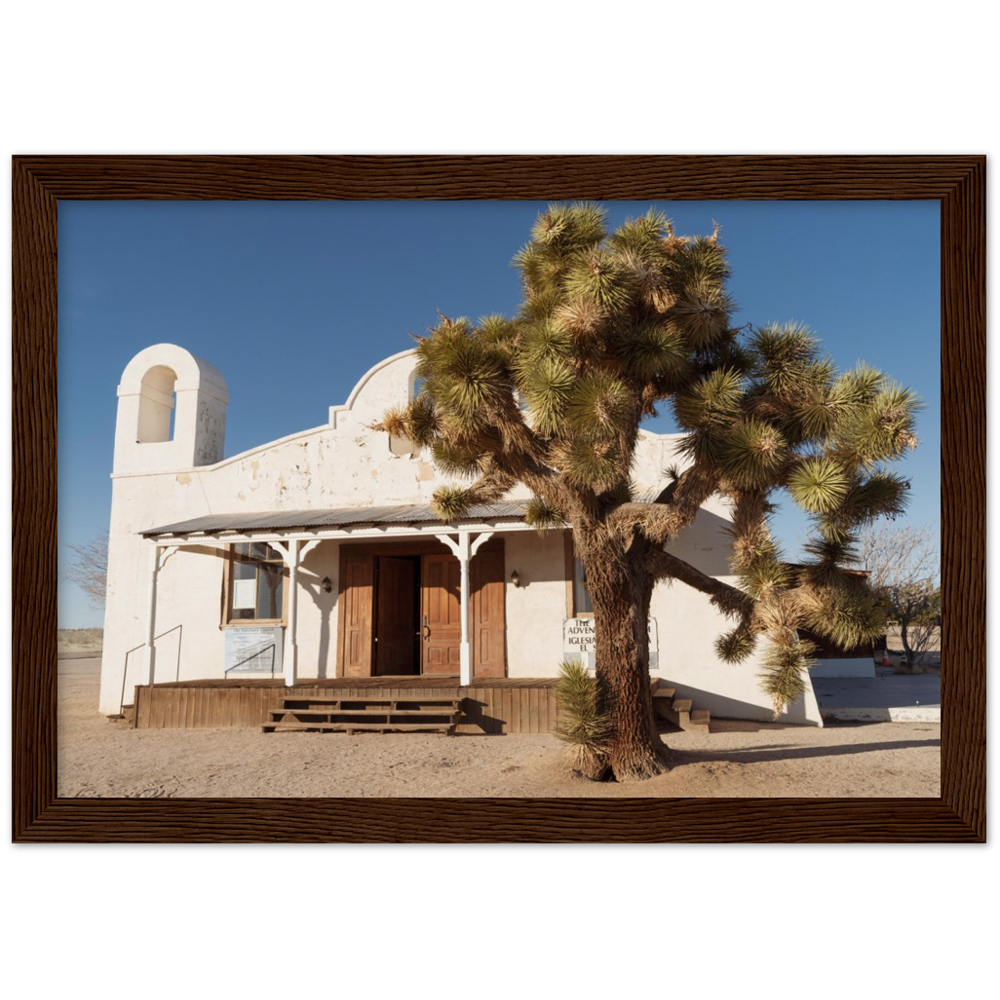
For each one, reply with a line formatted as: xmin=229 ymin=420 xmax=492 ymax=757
xmin=563 ymin=532 xmax=594 ymax=619
xmin=221 ymin=542 xmax=288 ymax=627
xmin=387 ymin=369 xmax=424 ymax=457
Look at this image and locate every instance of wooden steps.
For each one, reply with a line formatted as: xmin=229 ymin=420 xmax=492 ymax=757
xmin=262 ymin=696 xmax=463 ymax=735
xmin=651 ymin=681 xmax=711 ymax=732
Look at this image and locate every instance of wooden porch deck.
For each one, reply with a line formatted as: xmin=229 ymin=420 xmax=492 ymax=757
xmin=131 ymin=677 xmax=560 ymax=735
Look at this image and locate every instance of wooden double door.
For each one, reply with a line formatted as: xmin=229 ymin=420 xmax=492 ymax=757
xmin=338 ymin=540 xmax=506 ymax=679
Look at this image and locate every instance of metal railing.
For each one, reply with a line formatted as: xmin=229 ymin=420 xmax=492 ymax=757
xmin=224 ymin=643 xmax=277 ymax=677
xmin=120 ymin=624 xmax=183 ymax=715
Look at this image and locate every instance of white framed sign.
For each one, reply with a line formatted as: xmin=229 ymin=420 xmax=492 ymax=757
xmin=224 ymin=626 xmax=283 ymax=676
xmin=563 ymin=618 xmax=658 ymax=670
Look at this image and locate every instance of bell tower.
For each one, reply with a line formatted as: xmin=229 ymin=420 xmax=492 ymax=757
xmin=113 ymin=344 xmax=229 ymax=474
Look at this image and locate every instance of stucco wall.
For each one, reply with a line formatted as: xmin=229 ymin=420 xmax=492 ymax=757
xmin=503 ymin=532 xmax=568 ymax=677
xmin=99 ymin=515 xmax=232 ymax=714
xmin=295 ymin=541 xmax=340 ymax=680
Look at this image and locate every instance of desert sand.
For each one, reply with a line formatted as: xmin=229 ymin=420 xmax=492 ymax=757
xmin=57 ymin=653 xmax=940 ymax=799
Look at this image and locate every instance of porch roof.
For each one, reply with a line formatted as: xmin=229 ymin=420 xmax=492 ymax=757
xmin=141 ymin=501 xmax=538 ymax=540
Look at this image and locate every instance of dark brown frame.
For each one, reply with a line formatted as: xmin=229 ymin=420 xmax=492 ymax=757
xmin=13 ymin=155 xmax=984 ymax=842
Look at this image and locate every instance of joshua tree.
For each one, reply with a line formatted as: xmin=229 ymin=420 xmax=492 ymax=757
xmin=378 ymin=203 xmax=920 ymax=781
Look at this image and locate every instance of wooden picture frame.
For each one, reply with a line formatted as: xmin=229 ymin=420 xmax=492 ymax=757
xmin=13 ymin=155 xmax=984 ymax=842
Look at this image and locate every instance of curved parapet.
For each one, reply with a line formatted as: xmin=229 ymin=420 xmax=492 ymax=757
xmin=114 ymin=344 xmax=229 ymax=474
xmin=328 ymin=348 xmax=419 ymax=429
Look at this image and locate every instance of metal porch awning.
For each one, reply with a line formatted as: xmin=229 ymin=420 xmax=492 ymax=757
xmin=141 ymin=501 xmax=539 ymax=540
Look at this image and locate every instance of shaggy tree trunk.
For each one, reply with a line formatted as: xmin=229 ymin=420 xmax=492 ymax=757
xmin=583 ymin=532 xmax=669 ymax=782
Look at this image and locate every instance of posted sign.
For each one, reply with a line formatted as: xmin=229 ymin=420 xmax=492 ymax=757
xmin=563 ymin=618 xmax=658 ymax=670
xmin=224 ymin=627 xmax=283 ymax=676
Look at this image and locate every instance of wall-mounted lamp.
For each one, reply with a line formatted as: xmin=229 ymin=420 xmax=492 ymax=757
xmin=322 ymin=576 xmax=333 ymax=594
xmin=510 ymin=570 xmax=522 ymax=588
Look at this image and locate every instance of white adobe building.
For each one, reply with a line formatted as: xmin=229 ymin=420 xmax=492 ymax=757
xmin=99 ymin=343 xmax=836 ymax=725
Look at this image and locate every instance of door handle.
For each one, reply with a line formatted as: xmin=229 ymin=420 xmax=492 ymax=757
xmin=422 ymin=625 xmax=431 ymax=639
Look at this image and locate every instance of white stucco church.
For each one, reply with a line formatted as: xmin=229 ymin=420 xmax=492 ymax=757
xmin=99 ymin=343 xmax=848 ymax=728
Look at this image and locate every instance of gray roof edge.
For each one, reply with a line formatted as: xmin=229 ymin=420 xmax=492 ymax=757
xmin=141 ymin=502 xmax=535 ymax=537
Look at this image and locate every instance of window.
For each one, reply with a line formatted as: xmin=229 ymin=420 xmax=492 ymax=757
xmin=388 ymin=370 xmax=424 ymax=457
xmin=226 ymin=543 xmax=286 ymax=623
xmin=564 ymin=532 xmax=593 ymax=617
xmin=573 ymin=557 xmax=594 ymax=615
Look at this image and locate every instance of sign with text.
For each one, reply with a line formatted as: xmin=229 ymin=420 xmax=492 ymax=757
xmin=563 ymin=618 xmax=658 ymax=671
xmin=232 ymin=579 xmax=257 ymax=610
xmin=224 ymin=626 xmax=283 ymax=676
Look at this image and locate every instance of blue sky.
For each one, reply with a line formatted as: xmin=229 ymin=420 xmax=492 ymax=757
xmin=57 ymin=200 xmax=941 ymax=628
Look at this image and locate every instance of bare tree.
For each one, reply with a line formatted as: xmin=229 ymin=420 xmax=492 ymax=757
xmin=856 ymin=523 xmax=940 ymax=667
xmin=66 ymin=531 xmax=109 ymax=612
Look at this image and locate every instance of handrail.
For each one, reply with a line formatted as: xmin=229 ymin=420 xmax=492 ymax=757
xmin=120 ymin=624 xmax=183 ymax=715
xmin=224 ymin=642 xmax=276 ymax=677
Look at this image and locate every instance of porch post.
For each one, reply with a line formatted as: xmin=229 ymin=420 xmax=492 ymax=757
xmin=285 ymin=538 xmax=300 ymax=687
xmin=436 ymin=531 xmax=494 ymax=686
xmin=269 ymin=539 xmax=319 ymax=686
xmin=144 ymin=543 xmax=161 ymax=686
xmin=457 ymin=532 xmax=472 ymax=684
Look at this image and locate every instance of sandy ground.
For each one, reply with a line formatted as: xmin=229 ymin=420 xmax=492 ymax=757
xmin=57 ymin=628 xmax=104 ymax=658
xmin=56 ymin=654 xmax=940 ymax=799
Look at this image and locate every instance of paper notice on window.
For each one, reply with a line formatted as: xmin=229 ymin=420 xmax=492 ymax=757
xmin=232 ymin=578 xmax=257 ymax=610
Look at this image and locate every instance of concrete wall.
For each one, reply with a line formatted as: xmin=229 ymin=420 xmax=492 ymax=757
xmin=811 ymin=657 xmax=877 ymax=679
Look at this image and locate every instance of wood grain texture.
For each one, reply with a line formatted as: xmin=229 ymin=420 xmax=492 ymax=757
xmin=12 ymin=155 xmax=985 ymax=842
xmin=129 ymin=679 xmax=559 ymax=735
